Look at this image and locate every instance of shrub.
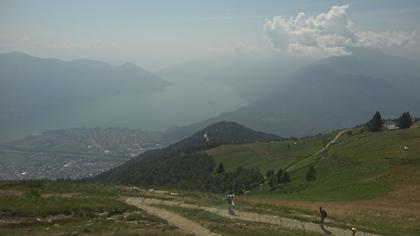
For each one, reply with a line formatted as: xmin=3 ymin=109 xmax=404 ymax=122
xmin=266 ymin=169 xmax=274 ymax=178
xmin=276 ymin=168 xmax=283 ymax=182
xmin=305 ymin=166 xmax=317 ymax=182
xmin=268 ymin=175 xmax=278 ymax=190
xmin=279 ymin=171 xmax=290 ymax=184
xmin=216 ymin=163 xmax=225 ymax=174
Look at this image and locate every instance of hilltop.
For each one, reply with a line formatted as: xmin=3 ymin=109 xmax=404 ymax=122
xmin=166 ymin=121 xmax=280 ymax=151
xmin=95 ymin=121 xmax=280 ymax=189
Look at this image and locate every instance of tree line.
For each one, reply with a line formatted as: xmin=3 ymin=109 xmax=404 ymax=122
xmin=366 ymin=111 xmax=415 ymax=132
xmin=264 ymin=165 xmax=317 ymax=191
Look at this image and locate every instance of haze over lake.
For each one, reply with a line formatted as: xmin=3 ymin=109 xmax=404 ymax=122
xmin=1 ymin=71 xmax=247 ymax=142
xmin=66 ymin=76 xmax=247 ymax=130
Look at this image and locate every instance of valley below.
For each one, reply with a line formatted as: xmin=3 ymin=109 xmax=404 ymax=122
xmin=0 ymin=127 xmax=162 ymax=180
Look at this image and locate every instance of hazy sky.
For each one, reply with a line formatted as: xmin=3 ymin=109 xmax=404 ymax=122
xmin=1 ymin=0 xmax=419 ymax=70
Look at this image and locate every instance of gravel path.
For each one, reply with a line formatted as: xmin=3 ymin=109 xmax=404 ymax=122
xmin=125 ymin=197 xmax=221 ymax=236
xmin=125 ymin=197 xmax=381 ymax=236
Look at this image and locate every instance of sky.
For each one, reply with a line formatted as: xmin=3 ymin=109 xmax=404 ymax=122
xmin=1 ymin=0 xmax=420 ymax=70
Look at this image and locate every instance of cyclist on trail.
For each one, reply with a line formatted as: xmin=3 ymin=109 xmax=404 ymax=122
xmin=318 ymin=207 xmax=327 ymax=224
xmin=225 ymin=194 xmax=235 ymax=215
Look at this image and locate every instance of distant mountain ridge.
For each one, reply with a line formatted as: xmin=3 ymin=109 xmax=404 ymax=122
xmin=159 ymin=55 xmax=313 ymax=102
xmin=0 ymin=52 xmax=169 ymax=142
xmin=161 ymin=49 xmax=420 ymax=141
xmin=0 ymin=52 xmax=168 ymax=100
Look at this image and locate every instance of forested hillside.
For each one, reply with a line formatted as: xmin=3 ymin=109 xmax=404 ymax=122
xmin=94 ymin=121 xmax=279 ymax=192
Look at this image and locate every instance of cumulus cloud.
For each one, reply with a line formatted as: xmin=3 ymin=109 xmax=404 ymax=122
xmin=264 ymin=5 xmax=417 ymax=56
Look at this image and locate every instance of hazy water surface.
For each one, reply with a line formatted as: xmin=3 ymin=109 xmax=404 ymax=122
xmin=1 ymin=77 xmax=247 ymax=142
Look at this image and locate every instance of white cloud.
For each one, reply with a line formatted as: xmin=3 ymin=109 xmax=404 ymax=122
xmin=264 ymin=5 xmax=418 ymax=56
xmin=356 ymin=31 xmax=415 ymax=48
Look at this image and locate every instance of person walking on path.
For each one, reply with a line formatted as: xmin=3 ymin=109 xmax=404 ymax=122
xmin=318 ymin=207 xmax=327 ymax=224
xmin=225 ymin=194 xmax=236 ymax=215
xmin=351 ymin=227 xmax=358 ymax=236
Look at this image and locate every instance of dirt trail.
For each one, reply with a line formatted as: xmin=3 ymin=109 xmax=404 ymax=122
xmin=286 ymin=129 xmax=349 ymax=171
xmin=318 ymin=129 xmax=349 ymax=154
xmin=125 ymin=197 xmax=221 ymax=236
xmin=126 ymin=197 xmax=380 ymax=236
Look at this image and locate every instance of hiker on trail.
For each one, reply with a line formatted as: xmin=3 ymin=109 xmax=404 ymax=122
xmin=318 ymin=207 xmax=327 ymax=224
xmin=351 ymin=227 xmax=358 ymax=236
xmin=225 ymin=194 xmax=235 ymax=215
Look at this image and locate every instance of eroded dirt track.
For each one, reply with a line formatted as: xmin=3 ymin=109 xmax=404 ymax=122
xmin=125 ymin=197 xmax=380 ymax=236
xmin=125 ymin=197 xmax=221 ymax=236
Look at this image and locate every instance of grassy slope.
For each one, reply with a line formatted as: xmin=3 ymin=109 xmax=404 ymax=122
xmin=205 ymin=132 xmax=334 ymax=173
xmin=207 ymin=127 xmax=420 ymax=235
xmin=207 ymin=127 xmax=420 ymax=201
xmin=286 ymin=127 xmax=420 ymax=201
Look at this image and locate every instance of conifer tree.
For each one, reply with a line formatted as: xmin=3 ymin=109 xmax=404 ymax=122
xmin=216 ymin=162 xmax=225 ymax=174
xmin=306 ymin=166 xmax=317 ymax=181
xmin=279 ymin=171 xmax=290 ymax=184
xmin=397 ymin=112 xmax=413 ymax=129
xmin=366 ymin=111 xmax=383 ymax=132
xmin=276 ymin=168 xmax=283 ymax=182
xmin=266 ymin=169 xmax=274 ymax=178
xmin=268 ymin=175 xmax=278 ymax=190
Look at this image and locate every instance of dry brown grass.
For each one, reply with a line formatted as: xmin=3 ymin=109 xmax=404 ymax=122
xmin=41 ymin=192 xmax=81 ymax=198
xmin=0 ymin=189 xmax=22 ymax=196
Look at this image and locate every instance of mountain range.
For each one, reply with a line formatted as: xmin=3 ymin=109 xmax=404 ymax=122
xmin=159 ymin=55 xmax=314 ymax=103
xmin=161 ymin=49 xmax=420 ymax=142
xmin=0 ymin=52 xmax=168 ymax=142
xmin=2 ymin=49 xmax=420 ymax=144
